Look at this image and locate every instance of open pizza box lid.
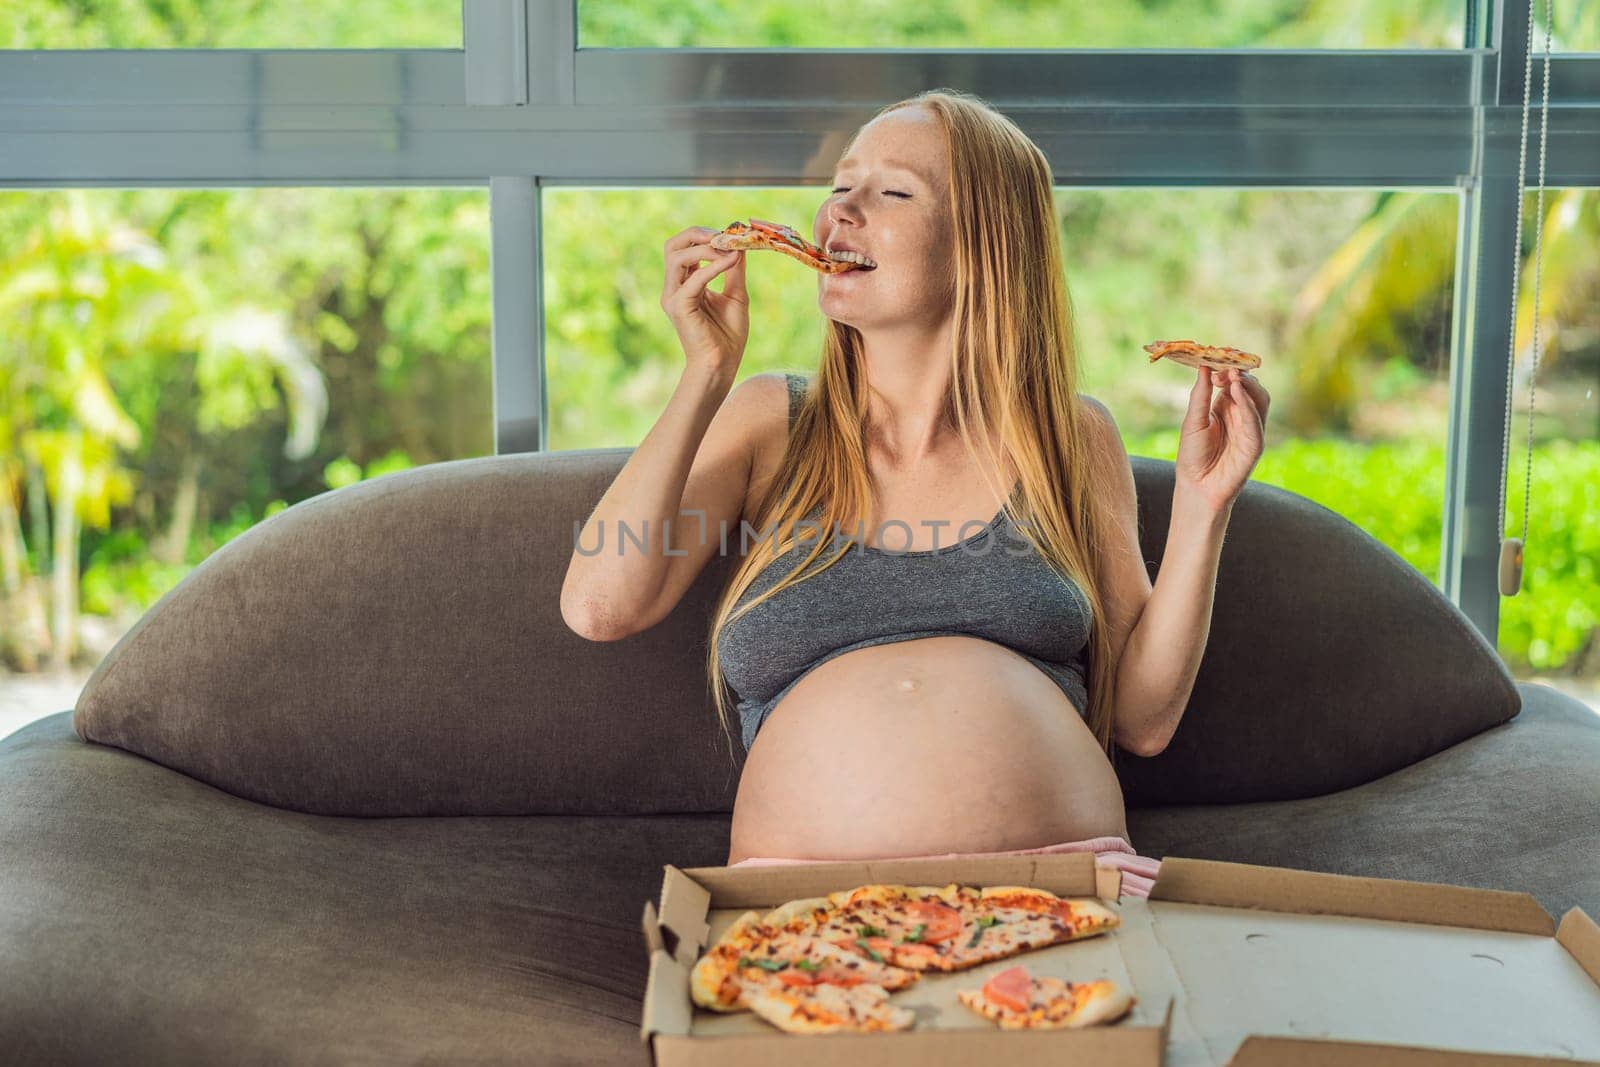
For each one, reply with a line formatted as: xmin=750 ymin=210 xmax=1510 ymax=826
xmin=639 ymin=854 xmax=1600 ymax=1066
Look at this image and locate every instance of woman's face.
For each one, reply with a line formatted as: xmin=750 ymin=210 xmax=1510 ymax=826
xmin=812 ymin=108 xmax=954 ymax=330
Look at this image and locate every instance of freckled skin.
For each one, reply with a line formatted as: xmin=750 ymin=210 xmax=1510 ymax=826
xmin=728 ymin=636 xmax=1129 ymax=864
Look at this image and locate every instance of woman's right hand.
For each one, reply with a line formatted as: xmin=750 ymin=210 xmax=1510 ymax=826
xmin=660 ymin=226 xmax=749 ymax=375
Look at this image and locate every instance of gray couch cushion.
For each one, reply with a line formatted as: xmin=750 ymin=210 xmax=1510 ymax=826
xmin=73 ymin=450 xmax=743 ymax=818
xmin=72 ymin=450 xmax=1520 ymax=816
xmin=1127 ymin=682 xmax=1600 ymax=919
xmin=0 ymin=711 xmax=724 ymax=1066
xmin=1114 ymin=458 xmax=1520 ymax=804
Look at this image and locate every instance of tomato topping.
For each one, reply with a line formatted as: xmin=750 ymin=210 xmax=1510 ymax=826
xmin=816 ymin=966 xmax=868 ymax=987
xmin=982 ymin=965 xmax=1034 ymax=1014
xmin=903 ymin=900 xmax=965 ymax=943
xmin=775 ymin=968 xmax=816 ymax=987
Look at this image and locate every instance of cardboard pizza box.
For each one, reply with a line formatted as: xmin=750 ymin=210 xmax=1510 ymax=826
xmin=638 ymin=854 xmax=1600 ymax=1066
xmin=641 ymin=851 xmax=1168 ymax=1065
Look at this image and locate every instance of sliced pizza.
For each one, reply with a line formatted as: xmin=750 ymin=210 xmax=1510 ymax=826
xmin=690 ymin=910 xmax=921 ymax=1013
xmin=741 ymin=975 xmax=917 ymax=1033
xmin=957 ymin=964 xmax=1135 ymax=1030
xmin=773 ymin=883 xmax=1120 ymax=974
xmin=1143 ymin=338 xmax=1263 ymax=372
xmin=942 ymin=885 xmax=1122 ymax=971
xmin=688 ymin=880 xmax=1125 ymax=1033
xmin=708 ymin=218 xmax=870 ymax=274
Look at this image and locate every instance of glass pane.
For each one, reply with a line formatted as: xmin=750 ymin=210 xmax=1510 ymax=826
xmin=7 ymin=0 xmax=461 ymax=49
xmin=1499 ymin=188 xmax=1600 ymax=716
xmin=1538 ymin=7 xmax=1600 ymax=53
xmin=543 ymin=185 xmax=1459 ymax=570
xmin=0 ymin=186 xmax=490 ymax=740
xmin=580 ymin=1 xmax=1467 ymax=49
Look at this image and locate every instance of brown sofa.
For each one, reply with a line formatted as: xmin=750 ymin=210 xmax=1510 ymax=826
xmin=2 ymin=448 xmax=1596 ymax=1065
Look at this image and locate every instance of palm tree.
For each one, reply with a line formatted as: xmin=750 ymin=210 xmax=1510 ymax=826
xmin=0 ymin=190 xmax=326 ymax=671
xmin=1279 ymin=189 xmax=1595 ymax=437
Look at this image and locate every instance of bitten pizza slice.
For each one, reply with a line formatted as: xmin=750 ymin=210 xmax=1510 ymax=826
xmin=708 ymin=218 xmax=870 ymax=274
xmin=1143 ymin=338 xmax=1263 ymax=372
xmin=957 ymin=964 xmax=1135 ymax=1030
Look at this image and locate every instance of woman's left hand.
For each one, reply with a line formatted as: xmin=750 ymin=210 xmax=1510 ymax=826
xmin=1174 ymin=365 xmax=1270 ymax=514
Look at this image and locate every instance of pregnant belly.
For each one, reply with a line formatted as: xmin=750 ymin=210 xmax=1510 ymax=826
xmin=727 ymin=635 xmax=1129 ymax=864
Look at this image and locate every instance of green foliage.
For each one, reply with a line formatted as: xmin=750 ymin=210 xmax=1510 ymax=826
xmin=324 ymin=449 xmax=414 ymax=490
xmin=80 ymin=535 xmax=188 ymax=616
xmin=6 ymin=0 xmax=458 ymax=48
xmin=323 ymin=456 xmax=365 ymax=491
xmin=1127 ymin=431 xmax=1600 ymax=674
xmin=572 ymin=0 xmax=1483 ymax=48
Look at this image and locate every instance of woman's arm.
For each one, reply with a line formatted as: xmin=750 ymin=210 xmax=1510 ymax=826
xmin=1113 ymin=364 xmax=1266 ymax=754
xmin=1110 ymin=491 xmax=1231 ymax=756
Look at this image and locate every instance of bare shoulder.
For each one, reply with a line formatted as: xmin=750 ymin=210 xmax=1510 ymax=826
xmin=738 ymin=370 xmax=794 ymax=454
xmin=1077 ymin=394 xmax=1123 ymax=450
xmin=1078 ymin=393 xmax=1113 ymax=426
xmin=739 ymin=369 xmax=795 ymax=416
xmin=1075 ymin=393 xmax=1137 ymax=493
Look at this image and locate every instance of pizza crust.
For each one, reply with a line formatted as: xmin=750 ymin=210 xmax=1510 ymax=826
xmin=689 ymin=910 xmax=770 ymax=1012
xmin=1143 ymin=338 xmax=1263 ymax=371
xmin=741 ymin=979 xmax=917 ymax=1033
xmin=759 ymin=894 xmax=835 ymax=930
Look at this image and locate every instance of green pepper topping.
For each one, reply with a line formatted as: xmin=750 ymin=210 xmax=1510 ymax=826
xmin=854 ymin=938 xmax=885 ymax=963
xmin=737 ymin=956 xmax=789 ymax=972
xmin=901 ymin=923 xmax=927 ymax=944
xmin=794 ymin=958 xmax=821 ymax=971
xmin=966 ymin=915 xmax=1003 ymax=949
xmin=858 ymin=924 xmax=886 ymax=938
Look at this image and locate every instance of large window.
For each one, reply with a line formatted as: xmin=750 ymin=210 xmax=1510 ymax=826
xmin=1497 ymin=189 xmax=1600 ymax=694
xmin=0 ymin=186 xmax=489 ymax=720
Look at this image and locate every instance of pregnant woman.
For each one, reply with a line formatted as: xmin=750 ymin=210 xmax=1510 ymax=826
xmin=561 ymin=89 xmax=1269 ymax=899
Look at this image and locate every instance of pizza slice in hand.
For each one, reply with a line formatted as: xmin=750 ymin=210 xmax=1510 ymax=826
xmin=708 ymin=218 xmax=871 ymax=274
xmin=1143 ymin=338 xmax=1263 ymax=372
xmin=957 ymin=964 xmax=1135 ymax=1029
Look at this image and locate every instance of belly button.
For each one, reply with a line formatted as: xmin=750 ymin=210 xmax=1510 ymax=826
xmin=897 ymin=677 xmax=919 ymax=693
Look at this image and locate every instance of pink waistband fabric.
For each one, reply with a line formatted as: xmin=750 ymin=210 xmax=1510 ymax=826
xmin=727 ymin=835 xmax=1162 ymax=899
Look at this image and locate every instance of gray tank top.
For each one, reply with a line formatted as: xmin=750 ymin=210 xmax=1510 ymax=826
xmin=719 ymin=373 xmax=1093 ymax=753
